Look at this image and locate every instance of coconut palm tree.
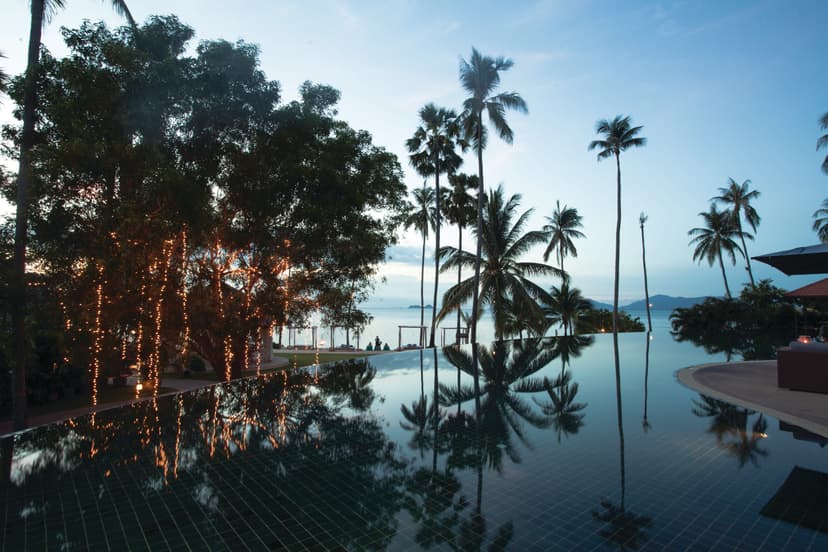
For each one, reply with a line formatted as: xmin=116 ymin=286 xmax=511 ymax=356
xmin=0 ymin=51 xmax=8 ymax=94
xmin=439 ymin=185 xmax=562 ymax=341
xmin=444 ymin=173 xmax=477 ymax=344
xmin=588 ymin=115 xmax=646 ymax=337
xmin=639 ymin=213 xmax=652 ymax=333
xmin=818 ymin=112 xmax=828 ymax=174
xmin=459 ymin=48 xmax=528 ymax=346
xmin=543 ymin=281 xmax=591 ymax=336
xmin=712 ymin=178 xmax=761 ymax=287
xmin=404 ymin=185 xmax=437 ymax=342
xmin=407 ymin=104 xmax=464 ymax=348
xmin=10 ymin=0 xmax=136 ymax=431
xmin=812 ymin=199 xmax=828 ymax=242
xmin=542 ymin=200 xmax=585 ymax=276
xmin=688 ymin=204 xmax=744 ymax=299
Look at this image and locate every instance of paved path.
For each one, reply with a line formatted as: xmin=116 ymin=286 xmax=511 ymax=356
xmin=677 ymin=360 xmax=828 ymax=438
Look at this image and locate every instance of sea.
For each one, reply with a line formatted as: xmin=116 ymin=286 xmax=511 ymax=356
xmin=287 ymin=306 xmax=674 ymax=350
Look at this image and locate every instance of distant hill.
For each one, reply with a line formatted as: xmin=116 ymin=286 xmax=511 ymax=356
xmin=624 ymin=295 xmax=708 ymax=311
xmin=408 ymin=304 xmax=433 ymax=309
xmin=587 ymin=295 xmax=708 ymax=312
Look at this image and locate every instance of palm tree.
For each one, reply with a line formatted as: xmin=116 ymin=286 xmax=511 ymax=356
xmin=712 ymin=178 xmax=761 ymax=287
xmin=10 ymin=0 xmax=136 ymax=430
xmin=459 ymin=48 xmax=528 ymax=346
xmin=639 ymin=213 xmax=652 ymax=333
xmin=818 ymin=112 xmax=828 ymax=174
xmin=688 ymin=204 xmax=744 ymax=299
xmin=542 ymin=200 xmax=585 ymax=276
xmin=439 ymin=186 xmax=562 ymax=341
xmin=0 ymin=51 xmax=7 ymax=94
xmin=444 ymin=173 xmax=477 ymax=344
xmin=812 ymin=199 xmax=828 ymax=242
xmin=407 ymin=104 xmax=464 ymax=348
xmin=543 ymin=281 xmax=591 ymax=336
xmin=588 ymin=115 xmax=646 ymax=337
xmin=404 ymin=185 xmax=437 ymax=343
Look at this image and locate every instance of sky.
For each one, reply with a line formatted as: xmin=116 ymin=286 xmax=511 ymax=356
xmin=2 ymin=0 xmax=827 ymax=306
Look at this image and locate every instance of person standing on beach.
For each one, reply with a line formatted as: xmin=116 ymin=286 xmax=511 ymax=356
xmin=375 ymin=336 xmax=382 ymax=350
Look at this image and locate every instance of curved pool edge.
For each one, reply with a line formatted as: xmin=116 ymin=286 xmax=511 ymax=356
xmin=676 ymin=360 xmax=828 ymax=439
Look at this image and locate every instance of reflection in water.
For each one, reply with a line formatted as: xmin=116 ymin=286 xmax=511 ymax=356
xmin=1 ymin=361 xmax=408 ymax=550
xmin=593 ymin=335 xmax=653 ymax=549
xmin=692 ymin=395 xmax=768 ymax=468
xmin=642 ymin=332 xmax=652 ymax=432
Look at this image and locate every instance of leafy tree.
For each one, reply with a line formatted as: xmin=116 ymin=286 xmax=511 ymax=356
xmin=588 ymin=115 xmax=646 ymax=338
xmin=9 ymin=0 xmax=135 ymax=430
xmin=403 ymin=185 xmax=437 ymax=342
xmin=543 ymin=281 xmax=591 ymax=336
xmin=712 ymin=178 xmax=761 ymax=287
xmin=459 ymin=48 xmax=527 ymax=345
xmin=688 ymin=204 xmax=744 ymax=299
xmin=444 ymin=172 xmax=477 ymax=344
xmin=819 ymin=111 xmax=828 ymax=174
xmin=812 ymin=198 xmax=828 ymax=242
xmin=407 ymin=104 xmax=464 ymax=347
xmin=579 ymin=308 xmax=645 ymax=334
xmin=542 ymin=200 xmax=584 ymax=275
xmin=439 ymin=185 xmax=561 ymax=341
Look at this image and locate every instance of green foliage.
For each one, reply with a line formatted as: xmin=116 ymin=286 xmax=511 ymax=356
xmin=670 ymin=280 xmax=799 ymax=360
xmin=1 ymin=16 xmax=406 ymax=400
xmin=579 ymin=308 xmax=645 ymax=334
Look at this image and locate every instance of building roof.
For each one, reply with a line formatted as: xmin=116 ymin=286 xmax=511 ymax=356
xmin=786 ymin=278 xmax=828 ymax=298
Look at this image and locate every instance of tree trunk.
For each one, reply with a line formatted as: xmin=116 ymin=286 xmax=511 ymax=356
xmin=456 ymin=224 xmax=463 ymax=345
xmin=718 ymin=252 xmax=732 ymax=298
xmin=12 ymin=0 xmax=46 ymax=430
xmin=640 ymin=221 xmax=652 ymax=333
xmin=430 ymin=156 xmax=440 ymax=348
xmin=737 ymin=218 xmax=756 ymax=288
xmin=612 ymin=153 xmax=622 ymax=336
xmin=471 ymin=113 xmax=484 ymax=347
xmin=420 ymin=228 xmax=426 ymax=341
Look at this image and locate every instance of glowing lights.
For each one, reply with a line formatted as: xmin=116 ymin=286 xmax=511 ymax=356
xmin=90 ymin=264 xmax=105 ymax=407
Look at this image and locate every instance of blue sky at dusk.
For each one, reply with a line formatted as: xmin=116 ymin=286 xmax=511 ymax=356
xmin=2 ymin=1 xmax=827 ymax=305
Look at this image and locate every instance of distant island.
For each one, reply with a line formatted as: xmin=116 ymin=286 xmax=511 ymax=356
xmin=408 ymin=304 xmax=433 ymax=309
xmin=588 ymin=295 xmax=709 ymax=311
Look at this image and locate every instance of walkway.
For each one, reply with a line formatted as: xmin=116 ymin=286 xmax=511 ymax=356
xmin=677 ymin=360 xmax=828 ymax=438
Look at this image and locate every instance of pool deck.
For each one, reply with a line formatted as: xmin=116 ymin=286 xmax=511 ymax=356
xmin=677 ymin=360 xmax=828 ymax=438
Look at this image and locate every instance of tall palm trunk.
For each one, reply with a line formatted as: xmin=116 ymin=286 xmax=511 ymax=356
xmin=471 ymin=115 xmax=484 ymax=346
xmin=736 ymin=219 xmax=755 ymax=288
xmin=420 ymin=230 xmax=427 ymax=345
xmin=640 ymin=220 xmax=652 ymax=333
xmin=612 ymin=153 xmax=621 ymax=336
xmin=718 ymin=251 xmax=732 ymax=298
xmin=12 ymin=0 xmax=46 ymax=430
xmin=456 ymin=223 xmax=463 ymax=345
xmin=430 ymin=157 xmax=440 ymax=348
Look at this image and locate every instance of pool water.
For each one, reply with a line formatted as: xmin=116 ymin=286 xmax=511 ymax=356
xmin=2 ymin=329 xmax=827 ymax=551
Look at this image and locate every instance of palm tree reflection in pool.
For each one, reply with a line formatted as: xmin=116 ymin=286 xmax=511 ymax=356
xmin=593 ymin=342 xmax=653 ymax=549
xmin=692 ymin=395 xmax=769 ymax=468
xmin=533 ymin=336 xmax=593 ymax=442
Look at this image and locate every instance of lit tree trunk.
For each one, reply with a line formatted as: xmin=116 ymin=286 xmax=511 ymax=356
xmin=640 ymin=217 xmax=652 ymax=333
xmin=430 ymin=155 xmax=440 ymax=348
xmin=11 ymin=0 xmax=46 ymax=430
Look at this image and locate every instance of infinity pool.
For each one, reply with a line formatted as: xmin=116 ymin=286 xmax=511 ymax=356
xmin=2 ymin=329 xmax=826 ymax=550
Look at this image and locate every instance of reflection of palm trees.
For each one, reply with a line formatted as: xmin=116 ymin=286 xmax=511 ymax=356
xmin=317 ymin=358 xmax=376 ymax=411
xmin=535 ymin=371 xmax=587 ymax=442
xmin=593 ymin=341 xmax=652 ymax=549
xmin=692 ymin=395 xmax=769 ymax=467
xmin=401 ymin=350 xmax=442 ymax=458
xmin=642 ymin=333 xmax=652 ymax=432
xmin=439 ymin=340 xmax=553 ymax=469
